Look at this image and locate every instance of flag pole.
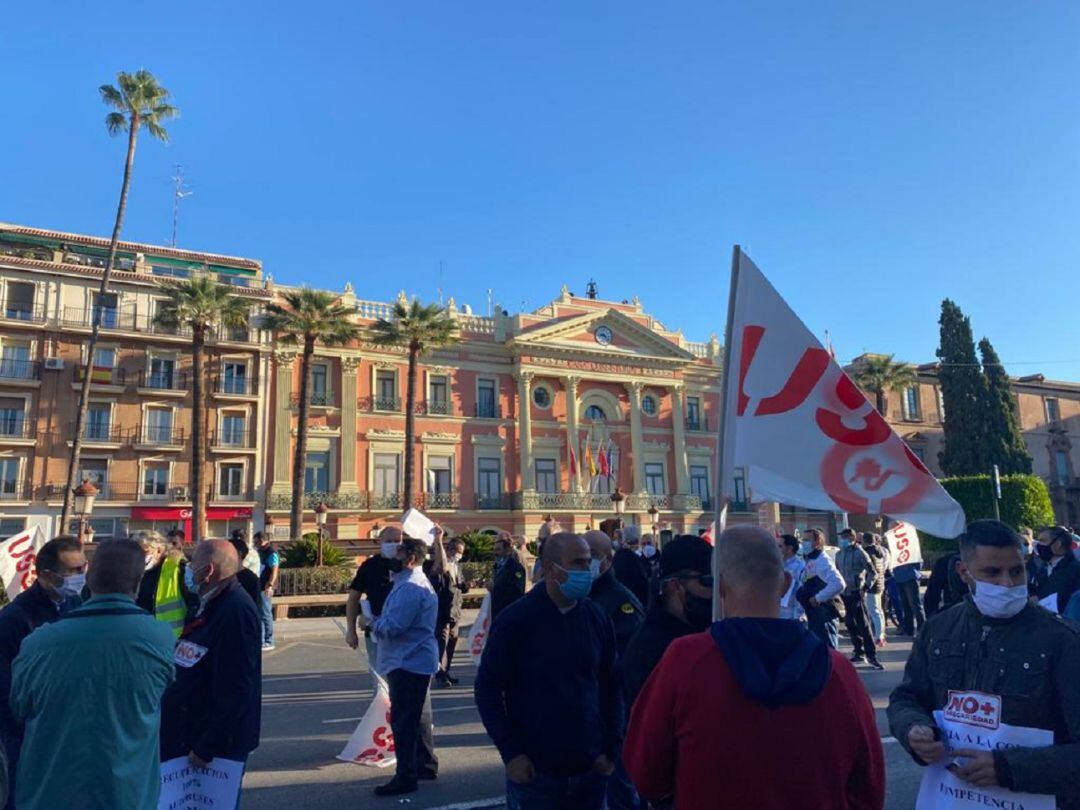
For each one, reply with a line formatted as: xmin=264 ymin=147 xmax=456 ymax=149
xmin=711 ymin=244 xmax=742 ymax=621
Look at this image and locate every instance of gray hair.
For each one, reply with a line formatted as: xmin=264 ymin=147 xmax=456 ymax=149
xmin=129 ymin=530 xmax=167 ymax=553
xmin=622 ymin=524 xmax=642 ymax=544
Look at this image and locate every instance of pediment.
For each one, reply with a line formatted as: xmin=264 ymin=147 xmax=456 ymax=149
xmin=511 ymin=308 xmax=694 ymax=363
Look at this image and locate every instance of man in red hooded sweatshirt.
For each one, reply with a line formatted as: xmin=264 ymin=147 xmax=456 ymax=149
xmin=623 ymin=525 xmax=885 ymax=810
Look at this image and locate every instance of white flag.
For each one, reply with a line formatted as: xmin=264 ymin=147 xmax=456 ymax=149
xmin=467 ymin=593 xmax=492 ymax=664
xmin=337 ymin=680 xmax=396 ymax=768
xmin=884 ymin=521 xmax=924 ymax=567
xmin=721 ymin=250 xmax=965 ymax=538
xmin=0 ymin=527 xmax=47 ymax=599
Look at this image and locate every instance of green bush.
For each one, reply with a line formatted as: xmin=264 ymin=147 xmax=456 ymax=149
xmin=281 ymin=533 xmax=349 ymax=568
xmin=459 ymin=561 xmax=493 ymax=589
xmin=459 ymin=530 xmax=495 ymax=562
xmin=921 ymin=474 xmax=1055 ymax=549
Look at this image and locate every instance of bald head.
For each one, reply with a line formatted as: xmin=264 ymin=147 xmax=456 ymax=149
xmin=716 ymin=525 xmax=786 ymax=617
xmin=584 ymin=530 xmax=614 ymax=566
xmin=542 ymin=532 xmax=588 ymax=566
xmin=192 ymin=539 xmax=240 ymax=593
xmin=379 ymin=526 xmax=402 ymax=543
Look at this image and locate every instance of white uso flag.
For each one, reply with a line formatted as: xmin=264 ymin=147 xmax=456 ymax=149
xmin=0 ymin=527 xmax=47 ymax=599
xmin=884 ymin=521 xmax=923 ymax=567
xmin=338 ymin=679 xmax=396 ymax=768
xmin=721 ymin=250 xmax=965 ymax=538
xmin=468 ymin=593 xmax=492 ymax=664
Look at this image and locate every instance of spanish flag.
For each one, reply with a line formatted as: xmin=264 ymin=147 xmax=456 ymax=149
xmin=598 ymin=439 xmax=610 ymax=477
xmin=585 ymin=441 xmax=597 ymax=477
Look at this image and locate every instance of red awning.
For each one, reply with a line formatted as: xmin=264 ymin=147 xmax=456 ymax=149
xmin=130 ymin=506 xmax=252 ymax=521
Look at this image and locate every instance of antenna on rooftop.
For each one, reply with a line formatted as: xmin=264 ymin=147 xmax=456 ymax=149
xmin=487 ymin=288 xmax=493 ymax=318
xmin=170 ymin=165 xmax=193 ymax=247
xmin=586 ymin=279 xmax=598 ymax=300
xmin=437 ymin=260 xmax=445 ymax=306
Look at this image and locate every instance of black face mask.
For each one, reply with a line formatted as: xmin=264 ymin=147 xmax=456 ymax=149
xmin=683 ymin=593 xmax=714 ymax=631
xmin=1035 ymin=543 xmax=1056 ymax=562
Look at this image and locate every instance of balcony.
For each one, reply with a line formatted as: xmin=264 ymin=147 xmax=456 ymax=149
xmin=513 ymin=491 xmax=617 ymax=510
xmin=265 ymin=490 xmax=369 ymax=511
xmin=359 ymin=396 xmax=402 ymax=413
xmin=0 ymin=302 xmax=46 ymax=324
xmin=213 ymin=377 xmax=258 ymax=397
xmin=61 ymin=307 xmax=137 ymax=331
xmin=0 ymin=418 xmax=30 ymax=441
xmin=626 ymin=493 xmax=673 ymax=511
xmin=422 ymin=400 xmax=452 ymax=416
xmin=476 ymin=493 xmax=512 ymax=510
xmin=0 ymin=482 xmax=26 ymax=501
xmin=474 ymin=402 xmax=501 ymax=419
xmin=685 ymin=415 xmax=710 ymax=432
xmin=75 ymin=365 xmax=126 ymax=386
xmin=369 ymin=491 xmax=405 ymax=510
xmin=212 ymin=324 xmax=253 ymax=343
xmin=136 ymin=425 xmax=186 ymax=447
xmin=292 ymin=392 xmax=333 ymax=408
xmin=420 ymin=491 xmax=460 ymax=510
xmin=211 ymin=429 xmax=255 ymax=450
xmin=137 ymin=370 xmax=187 ymax=392
xmin=77 ymin=424 xmax=126 ymax=444
xmin=0 ymin=360 xmax=40 ymax=381
xmin=213 ymin=486 xmax=254 ymax=503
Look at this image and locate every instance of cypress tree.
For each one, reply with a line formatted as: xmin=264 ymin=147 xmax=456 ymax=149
xmin=936 ymin=300 xmax=989 ymax=475
xmin=978 ymin=337 xmax=1033 ymax=474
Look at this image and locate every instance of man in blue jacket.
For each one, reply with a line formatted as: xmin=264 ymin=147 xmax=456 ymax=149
xmin=160 ymin=539 xmax=261 ymax=795
xmin=475 ymin=531 xmax=623 ymax=810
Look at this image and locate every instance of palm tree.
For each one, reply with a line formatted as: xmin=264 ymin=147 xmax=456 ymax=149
xmin=62 ymin=70 xmax=178 ymax=529
xmin=850 ymin=354 xmax=918 ymax=415
xmin=263 ymin=289 xmax=361 ymax=542
xmin=371 ymin=300 xmax=459 ymax=509
xmin=154 ymin=278 xmax=250 ymax=543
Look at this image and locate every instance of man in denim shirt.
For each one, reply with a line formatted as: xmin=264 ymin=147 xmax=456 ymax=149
xmin=371 ymin=534 xmax=440 ymax=797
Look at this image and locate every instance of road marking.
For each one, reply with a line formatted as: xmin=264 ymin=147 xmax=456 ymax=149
xmin=421 ymin=798 xmax=504 ymax=810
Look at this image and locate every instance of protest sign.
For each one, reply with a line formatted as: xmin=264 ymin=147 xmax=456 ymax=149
xmin=0 ymin=527 xmax=46 ymax=599
xmin=884 ymin=521 xmax=923 ymax=567
xmin=468 ymin=592 xmax=492 ymax=664
xmin=719 ymin=249 xmax=966 ymax=538
xmin=338 ymin=680 xmax=396 ymax=768
xmin=158 ymin=756 xmax=244 ymax=810
xmin=915 ymin=698 xmax=1054 ymax=810
xmin=401 ymin=508 xmax=438 ymax=546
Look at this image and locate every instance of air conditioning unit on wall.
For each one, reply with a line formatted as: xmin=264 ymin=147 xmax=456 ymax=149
xmin=171 ymin=486 xmax=190 ymax=500
xmin=44 ymin=357 xmax=64 ymax=371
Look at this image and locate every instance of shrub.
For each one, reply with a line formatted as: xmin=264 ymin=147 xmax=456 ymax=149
xmin=458 ymin=530 xmax=495 ymax=562
xmin=921 ymin=474 xmax=1055 ymax=549
xmin=459 ymin=561 xmax=493 ymax=589
xmin=281 ymin=533 xmax=349 ymax=568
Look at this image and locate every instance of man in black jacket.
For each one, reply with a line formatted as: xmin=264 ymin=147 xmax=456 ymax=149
xmin=475 ymin=532 xmax=622 ymax=810
xmin=923 ymin=550 xmax=967 ymax=618
xmin=0 ymin=535 xmax=84 ymax=810
xmin=1032 ymin=525 xmax=1080 ymax=614
xmin=888 ymin=520 xmax=1080 ymax=809
xmin=584 ymin=530 xmax=643 ymax=657
xmin=490 ymin=533 xmax=526 ymax=621
xmin=160 ymin=539 xmax=261 ymax=791
xmin=612 ymin=525 xmax=651 ymax=607
xmin=621 ymin=535 xmax=713 ymax=708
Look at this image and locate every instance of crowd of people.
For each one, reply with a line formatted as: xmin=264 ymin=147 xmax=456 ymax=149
xmin=0 ymin=529 xmax=275 ymax=808
xmin=348 ymin=517 xmax=1080 ymax=809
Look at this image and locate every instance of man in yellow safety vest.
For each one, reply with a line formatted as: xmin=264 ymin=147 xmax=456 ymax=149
xmin=133 ymin=530 xmax=197 ymax=637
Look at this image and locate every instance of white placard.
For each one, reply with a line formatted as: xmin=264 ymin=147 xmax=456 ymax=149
xmin=158 ymin=756 xmax=244 ymax=810
xmin=468 ymin=593 xmax=492 ymax=664
xmin=884 ymin=521 xmax=923 ymax=567
xmin=337 ymin=679 xmax=396 ymax=768
xmin=360 ymin=598 xmax=374 ymax=622
xmin=0 ymin=527 xmax=46 ymax=600
xmin=1038 ymin=593 xmax=1059 ymax=614
xmin=401 ymin=508 xmax=437 ymax=546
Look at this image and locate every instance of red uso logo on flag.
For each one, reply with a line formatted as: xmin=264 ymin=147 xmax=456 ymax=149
xmin=5 ymin=533 xmax=39 ymax=592
xmin=944 ymin=690 xmax=1001 ymax=731
xmin=891 ymin=523 xmax=915 ymax=565
xmin=355 ymin=708 xmax=395 ymax=764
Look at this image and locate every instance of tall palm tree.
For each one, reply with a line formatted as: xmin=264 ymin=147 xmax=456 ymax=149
xmin=850 ymin=354 xmax=918 ymax=415
xmin=263 ymin=289 xmax=361 ymax=542
xmin=62 ymin=70 xmax=178 ymax=528
xmin=371 ymin=300 xmax=459 ymax=509
xmin=154 ymin=278 xmax=250 ymax=543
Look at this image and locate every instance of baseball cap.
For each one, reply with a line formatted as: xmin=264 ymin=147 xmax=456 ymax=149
xmin=659 ymin=535 xmax=712 ymax=579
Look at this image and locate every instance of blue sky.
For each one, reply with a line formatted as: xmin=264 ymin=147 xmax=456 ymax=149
xmin=2 ymin=2 xmax=1078 ymax=376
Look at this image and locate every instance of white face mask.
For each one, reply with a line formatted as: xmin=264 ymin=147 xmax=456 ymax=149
xmin=641 ymin=545 xmax=657 ymax=559
xmin=380 ymin=542 xmax=399 ymax=560
xmin=58 ymin=573 xmax=86 ymax=599
xmin=970 ymin=579 xmax=1028 ymax=619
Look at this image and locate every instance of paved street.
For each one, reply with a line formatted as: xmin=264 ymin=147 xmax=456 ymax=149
xmin=247 ymin=612 xmax=924 ymax=809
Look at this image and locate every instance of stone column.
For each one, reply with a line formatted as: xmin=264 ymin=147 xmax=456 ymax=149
xmin=625 ymin=381 xmax=646 ymax=494
xmin=516 ymin=370 xmax=535 ymax=491
xmin=271 ymin=351 xmax=296 ymax=494
xmin=338 ymin=355 xmax=362 ymax=494
xmin=564 ymin=375 xmax=581 ymax=492
xmin=670 ymin=384 xmax=690 ymax=495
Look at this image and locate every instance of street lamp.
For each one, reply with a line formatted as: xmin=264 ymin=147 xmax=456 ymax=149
xmin=647 ymin=503 xmax=660 ymax=535
xmin=314 ymin=501 xmax=329 ymax=567
xmin=610 ymin=487 xmax=626 ymax=517
xmin=74 ymin=479 xmax=98 ymax=545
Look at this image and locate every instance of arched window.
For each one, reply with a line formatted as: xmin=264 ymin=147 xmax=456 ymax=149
xmin=584 ymin=404 xmax=606 ymax=422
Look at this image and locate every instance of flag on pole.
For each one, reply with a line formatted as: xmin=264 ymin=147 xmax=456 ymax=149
xmin=598 ymin=439 xmax=610 ymax=477
xmin=719 ymin=249 xmax=965 ymax=538
xmin=0 ymin=526 xmax=46 ymax=600
xmin=585 ymin=441 xmax=597 ymax=477
xmin=569 ymin=441 xmax=577 ymax=477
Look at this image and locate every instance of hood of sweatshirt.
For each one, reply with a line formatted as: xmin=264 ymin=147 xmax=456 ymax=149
xmin=710 ymin=617 xmax=832 ymax=708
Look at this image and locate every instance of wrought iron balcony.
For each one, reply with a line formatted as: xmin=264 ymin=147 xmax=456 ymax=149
xmin=685 ymin=415 xmax=709 ymax=432
xmin=374 ymin=397 xmax=402 ymax=413
xmin=137 ymin=425 xmax=187 ymax=446
xmin=423 ymin=400 xmax=452 ymax=416
xmin=474 ymin=402 xmax=501 ymax=419
xmin=291 ymin=391 xmax=333 ymax=408
xmin=0 ymin=418 xmax=29 ymax=439
xmin=77 ymin=424 xmax=126 ymax=443
xmin=476 ymin=493 xmax=512 ymax=510
xmin=369 ymin=491 xmax=406 ymax=510
xmin=420 ymin=491 xmax=460 ymax=509
xmin=214 ymin=376 xmax=258 ymax=396
xmin=61 ymin=307 xmax=137 ymax=331
xmin=138 ymin=370 xmax=186 ymax=391
xmin=265 ymin=490 xmax=369 ymax=511
xmin=0 ymin=302 xmax=46 ymax=323
xmin=0 ymin=360 xmax=40 ymax=381
xmin=75 ymin=365 xmax=126 ymax=386
xmin=211 ymin=428 xmax=254 ymax=449
xmin=513 ymin=491 xmax=621 ymax=511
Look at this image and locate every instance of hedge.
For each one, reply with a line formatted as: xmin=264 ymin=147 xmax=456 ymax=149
xmin=921 ymin=474 xmax=1055 ymax=554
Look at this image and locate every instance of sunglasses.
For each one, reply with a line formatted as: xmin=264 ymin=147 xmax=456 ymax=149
xmin=675 ymin=573 xmax=714 ymax=587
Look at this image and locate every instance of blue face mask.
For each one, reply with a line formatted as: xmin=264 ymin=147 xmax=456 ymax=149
xmin=588 ymin=559 xmax=601 ymax=579
xmin=839 ymin=537 xmax=851 ymax=549
xmin=799 ymin=540 xmax=813 ymax=556
xmin=555 ymin=565 xmax=594 ymax=601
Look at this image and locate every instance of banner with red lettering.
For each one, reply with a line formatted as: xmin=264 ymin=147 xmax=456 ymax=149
xmin=0 ymin=527 xmax=47 ymax=599
xmin=468 ymin=593 xmax=492 ymax=664
xmin=884 ymin=520 xmax=923 ymax=567
xmin=337 ymin=680 xmax=396 ymax=768
xmin=721 ymin=251 xmax=965 ymax=538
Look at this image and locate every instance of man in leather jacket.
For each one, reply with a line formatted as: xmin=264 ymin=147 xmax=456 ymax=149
xmin=888 ymin=520 xmax=1080 ymax=809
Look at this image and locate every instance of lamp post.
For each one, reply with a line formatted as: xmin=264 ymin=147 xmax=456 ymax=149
xmin=314 ymin=501 xmax=329 ymax=567
xmin=647 ymin=503 xmax=659 ymax=536
xmin=74 ymin=479 xmax=98 ymax=545
xmin=610 ymin=486 xmax=626 ymax=520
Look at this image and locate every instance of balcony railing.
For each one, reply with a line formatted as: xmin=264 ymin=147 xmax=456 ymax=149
xmin=0 ymin=245 xmax=53 ymax=262
xmin=0 ymin=418 xmax=29 ymax=439
xmin=212 ymin=428 xmax=254 ymax=448
xmin=212 ymin=324 xmax=252 ymax=343
xmin=420 ymin=491 xmax=460 ymax=509
xmin=265 ymin=490 xmax=370 ymax=511
xmin=137 ymin=425 xmax=186 ymax=445
xmin=62 ymin=307 xmax=138 ymax=331
xmin=138 ymin=370 xmax=187 ymax=391
xmin=369 ymin=492 xmax=405 ymax=510
xmin=374 ymin=397 xmax=402 ymax=413
xmin=0 ymin=302 xmax=46 ymax=323
xmin=0 ymin=360 xmax=40 ymax=381
xmin=78 ymin=424 xmax=126 ymax=443
xmin=685 ymin=415 xmax=710 ymax=432
xmin=213 ymin=487 xmax=253 ymax=502
xmin=476 ymin=493 xmax=512 ymax=510
xmin=292 ymin=392 xmax=332 ymax=408
xmin=214 ymin=377 xmax=258 ymax=396
xmin=475 ymin=402 xmax=501 ymax=419
xmin=0 ymin=483 xmax=25 ymax=501
xmin=75 ymin=365 xmax=127 ymax=386
xmin=422 ymin=400 xmax=452 ymax=416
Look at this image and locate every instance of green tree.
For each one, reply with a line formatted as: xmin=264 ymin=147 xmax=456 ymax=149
xmin=936 ymin=299 xmax=990 ymax=475
xmin=153 ymin=277 xmax=250 ymax=543
xmin=263 ymin=289 xmax=361 ymax=542
xmin=371 ymin=300 xmax=459 ymax=509
xmin=978 ymin=337 xmax=1032 ymax=474
xmin=63 ymin=70 xmax=178 ymax=528
xmin=849 ymin=354 xmax=918 ymax=415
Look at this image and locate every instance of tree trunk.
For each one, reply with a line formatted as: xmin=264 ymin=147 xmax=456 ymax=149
xmin=290 ymin=336 xmax=315 ymax=541
xmin=191 ymin=327 xmax=207 ymax=544
xmin=403 ymin=344 xmax=419 ymax=510
xmin=875 ymin=390 xmax=886 ymax=416
xmin=62 ymin=119 xmax=139 ymax=529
